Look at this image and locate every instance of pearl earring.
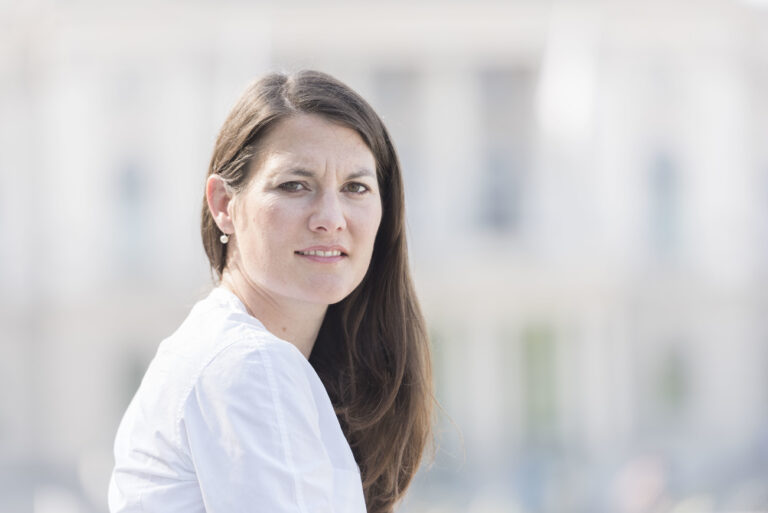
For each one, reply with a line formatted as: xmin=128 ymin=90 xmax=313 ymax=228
xmin=220 ymin=233 xmax=229 ymax=244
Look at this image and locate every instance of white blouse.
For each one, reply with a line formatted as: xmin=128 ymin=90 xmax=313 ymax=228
xmin=108 ymin=287 xmax=367 ymax=513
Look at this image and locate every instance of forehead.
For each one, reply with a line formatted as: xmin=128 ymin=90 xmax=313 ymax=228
xmin=255 ymin=114 xmax=375 ymax=172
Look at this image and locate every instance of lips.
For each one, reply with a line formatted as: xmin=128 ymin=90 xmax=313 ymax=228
xmin=295 ymin=245 xmax=349 ymax=257
xmin=296 ymin=249 xmax=343 ymax=257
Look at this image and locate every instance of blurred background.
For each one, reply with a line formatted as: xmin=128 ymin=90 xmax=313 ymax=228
xmin=2 ymin=0 xmax=768 ymax=512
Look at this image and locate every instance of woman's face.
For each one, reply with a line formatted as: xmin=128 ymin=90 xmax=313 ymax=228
xmin=227 ymin=113 xmax=382 ymax=306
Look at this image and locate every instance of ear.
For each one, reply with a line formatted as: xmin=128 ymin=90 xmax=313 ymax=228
xmin=206 ymin=175 xmax=235 ymax=234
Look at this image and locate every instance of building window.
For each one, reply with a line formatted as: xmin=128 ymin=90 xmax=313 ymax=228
xmin=521 ymin=322 xmax=558 ymax=444
xmin=478 ymin=68 xmax=535 ymax=233
xmin=371 ymin=69 xmax=423 ymax=230
xmin=648 ymin=150 xmax=679 ymax=256
xmin=372 ymin=69 xmax=419 ymax=163
xmin=114 ymin=158 xmax=150 ymax=277
xmin=762 ymin=165 xmax=768 ymax=259
xmin=654 ymin=343 xmax=690 ymax=420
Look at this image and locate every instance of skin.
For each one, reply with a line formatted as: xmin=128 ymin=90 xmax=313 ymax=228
xmin=206 ymin=113 xmax=383 ymax=358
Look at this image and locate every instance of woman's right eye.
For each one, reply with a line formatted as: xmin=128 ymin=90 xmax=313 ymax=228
xmin=278 ymin=181 xmax=307 ymax=192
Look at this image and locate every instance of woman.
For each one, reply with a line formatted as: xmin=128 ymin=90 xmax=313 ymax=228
xmin=108 ymin=70 xmax=434 ymax=513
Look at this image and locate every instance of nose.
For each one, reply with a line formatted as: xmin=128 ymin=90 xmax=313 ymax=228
xmin=309 ymin=190 xmax=346 ymax=233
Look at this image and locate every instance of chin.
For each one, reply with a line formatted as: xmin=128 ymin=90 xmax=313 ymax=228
xmin=312 ymin=290 xmax=352 ymax=306
xmin=300 ymin=280 xmax=359 ymax=306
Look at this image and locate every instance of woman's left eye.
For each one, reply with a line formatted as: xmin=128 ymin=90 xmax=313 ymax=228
xmin=343 ymin=182 xmax=370 ymax=194
xmin=278 ymin=181 xmax=307 ymax=192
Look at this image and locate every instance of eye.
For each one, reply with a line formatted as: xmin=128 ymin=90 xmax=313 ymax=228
xmin=343 ymin=182 xmax=370 ymax=194
xmin=278 ymin=181 xmax=307 ymax=192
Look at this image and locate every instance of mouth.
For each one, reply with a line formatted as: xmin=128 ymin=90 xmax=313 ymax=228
xmin=294 ymin=249 xmax=347 ymax=263
xmin=295 ymin=249 xmax=346 ymax=257
xmin=295 ymin=244 xmax=349 ymax=258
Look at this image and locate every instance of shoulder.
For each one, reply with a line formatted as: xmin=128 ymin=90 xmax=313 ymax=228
xmin=156 ymin=288 xmax=317 ymax=427
xmin=200 ymin=331 xmax=311 ymax=392
xmin=190 ymin=320 xmax=319 ymax=419
xmin=184 ymin=329 xmax=324 ymax=448
xmin=161 ymin=287 xmax=308 ymax=379
xmin=194 ymin=287 xmax=315 ymax=389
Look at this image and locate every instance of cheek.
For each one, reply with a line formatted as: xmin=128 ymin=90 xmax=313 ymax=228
xmin=356 ymin=203 xmax=383 ymax=249
xmin=371 ymin=201 xmax=383 ymax=237
xmin=237 ymin=199 xmax=291 ymax=257
xmin=252 ymin=202 xmax=294 ymax=248
xmin=253 ymin=200 xmax=284 ymax=227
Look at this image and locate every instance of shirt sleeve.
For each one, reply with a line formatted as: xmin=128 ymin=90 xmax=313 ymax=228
xmin=182 ymin=338 xmax=338 ymax=513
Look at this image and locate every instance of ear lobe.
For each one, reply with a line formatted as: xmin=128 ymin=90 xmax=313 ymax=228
xmin=206 ymin=175 xmax=235 ymax=234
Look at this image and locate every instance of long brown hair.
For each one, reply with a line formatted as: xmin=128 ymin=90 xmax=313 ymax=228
xmin=200 ymin=70 xmax=434 ymax=513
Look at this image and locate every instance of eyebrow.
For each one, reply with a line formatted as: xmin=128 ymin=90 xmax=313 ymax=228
xmin=284 ymin=168 xmax=376 ymax=180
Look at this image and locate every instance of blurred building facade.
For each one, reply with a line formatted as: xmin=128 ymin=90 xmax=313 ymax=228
xmin=1 ymin=1 xmax=768 ymax=512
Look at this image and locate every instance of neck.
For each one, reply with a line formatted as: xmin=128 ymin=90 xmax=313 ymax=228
xmin=220 ymin=269 xmax=327 ymax=359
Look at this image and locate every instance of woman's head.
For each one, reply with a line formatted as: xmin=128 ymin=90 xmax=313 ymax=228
xmin=201 ymin=71 xmax=433 ymax=513
xmin=201 ymin=71 xmax=405 ymax=299
xmin=206 ymin=112 xmax=383 ymax=307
